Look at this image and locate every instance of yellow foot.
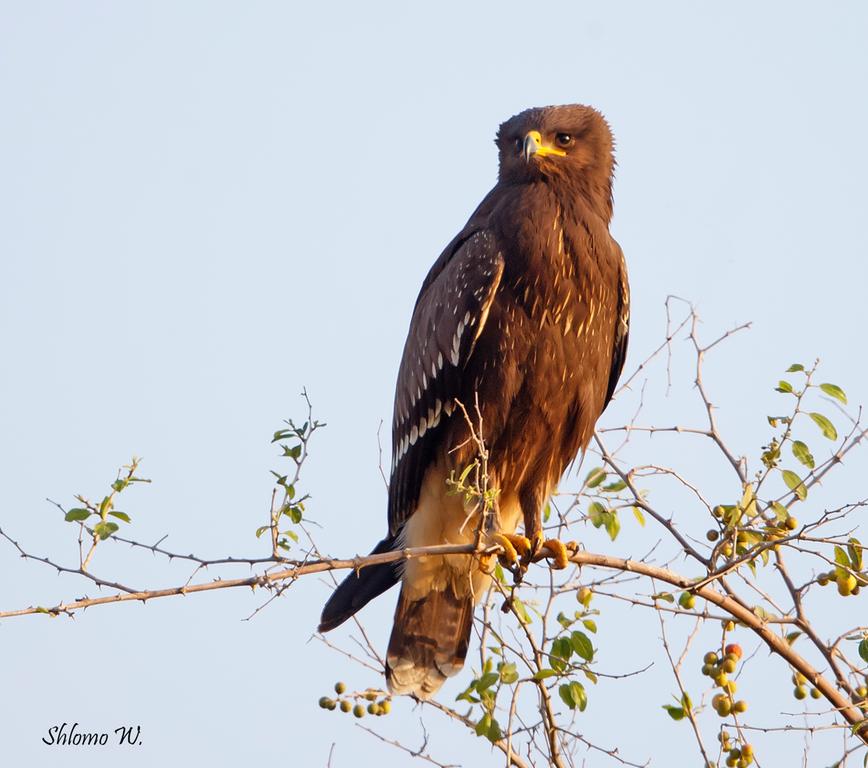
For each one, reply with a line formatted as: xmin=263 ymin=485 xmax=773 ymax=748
xmin=493 ymin=533 xmax=530 ymax=566
xmin=542 ymin=539 xmax=570 ymax=569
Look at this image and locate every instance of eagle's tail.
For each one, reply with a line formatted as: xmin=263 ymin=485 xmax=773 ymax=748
xmin=385 ymin=584 xmax=473 ymax=699
xmin=318 ymin=536 xmax=401 ymax=633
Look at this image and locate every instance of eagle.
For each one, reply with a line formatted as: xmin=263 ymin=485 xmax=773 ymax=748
xmin=319 ymin=104 xmax=629 ymax=700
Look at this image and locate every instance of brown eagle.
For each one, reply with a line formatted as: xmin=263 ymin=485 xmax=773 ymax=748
xmin=319 ymin=104 xmax=629 ymax=699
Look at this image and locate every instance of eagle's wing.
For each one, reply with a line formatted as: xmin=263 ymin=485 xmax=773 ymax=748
xmin=603 ymin=241 xmax=630 ymax=409
xmin=388 ymin=229 xmax=504 ymax=535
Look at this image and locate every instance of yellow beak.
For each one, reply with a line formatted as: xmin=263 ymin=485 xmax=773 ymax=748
xmin=523 ymin=130 xmax=566 ymax=162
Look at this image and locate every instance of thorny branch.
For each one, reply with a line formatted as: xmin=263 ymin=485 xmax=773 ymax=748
xmin=3 ymin=303 xmax=868 ymax=767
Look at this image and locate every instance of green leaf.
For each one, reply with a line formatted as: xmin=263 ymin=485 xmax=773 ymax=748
xmin=475 ymin=672 xmax=500 ymax=692
xmin=785 ymin=631 xmax=802 ymax=645
xmin=475 ymin=713 xmax=491 ymax=737
xmin=498 ymin=662 xmax=519 ymax=685
xmin=662 ymin=704 xmax=685 ymax=721
xmin=570 ymin=631 xmax=594 ymax=661
xmin=64 ymin=508 xmax=90 ymax=522
xmin=775 ymin=380 xmax=794 ymax=394
xmin=486 ymin=717 xmax=502 ymax=743
xmin=834 ymin=546 xmax=851 ymax=568
xmin=781 ymin=469 xmax=807 ymax=500
xmin=820 ymin=383 xmax=848 ymax=405
xmin=558 ymin=681 xmax=587 ymax=711
xmin=848 ymin=538 xmax=863 ymax=570
xmin=111 ymin=479 xmax=128 ymax=492
xmin=858 ymin=638 xmax=868 ymax=664
xmin=108 ymin=511 xmax=131 ymax=523
xmin=809 ymin=412 xmax=838 ymax=441
xmin=92 ymin=521 xmax=119 ymax=540
xmin=587 ymin=502 xmax=606 ymax=527
xmin=791 ymin=440 xmax=815 ymax=469
xmin=604 ymin=511 xmax=620 ymax=541
xmin=584 ymin=467 xmax=607 ymax=489
xmin=632 ymin=506 xmax=646 ymax=527
xmin=602 ymin=480 xmax=627 ymax=493
xmin=582 ymin=619 xmax=597 ymax=634
xmin=653 ymin=592 xmax=675 ymax=603
xmin=786 ymin=363 xmax=804 ymax=372
xmin=255 ymin=525 xmax=269 ymax=539
xmin=533 ymin=668 xmax=558 ymax=680
xmin=512 ymin=597 xmax=531 ymax=625
xmin=551 ymin=636 xmax=573 ymax=661
xmin=458 ymin=462 xmax=477 ymax=485
xmin=770 ymin=501 xmax=789 ymax=522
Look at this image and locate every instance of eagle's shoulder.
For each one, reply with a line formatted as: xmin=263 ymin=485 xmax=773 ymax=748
xmin=388 ymin=226 xmax=506 ymax=534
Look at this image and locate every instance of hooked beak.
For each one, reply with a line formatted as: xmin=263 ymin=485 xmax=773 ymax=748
xmin=523 ymin=130 xmax=566 ymax=162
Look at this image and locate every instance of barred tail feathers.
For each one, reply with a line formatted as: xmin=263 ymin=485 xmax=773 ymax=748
xmin=385 ymin=584 xmax=473 ymax=699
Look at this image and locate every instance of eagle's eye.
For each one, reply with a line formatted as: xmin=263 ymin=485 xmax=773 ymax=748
xmin=514 ymin=137 xmax=523 ymax=153
xmin=555 ymin=133 xmax=574 ymax=148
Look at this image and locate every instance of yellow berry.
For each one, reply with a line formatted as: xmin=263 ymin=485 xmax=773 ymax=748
xmin=794 ymin=686 xmax=807 ymax=700
xmin=707 ymin=529 xmax=720 ymax=541
xmin=353 ymin=704 xmax=365 ymax=718
xmin=810 ymin=687 xmax=821 ymax=699
xmin=838 ymin=574 xmax=857 ymax=596
xmin=733 ymin=700 xmax=747 ymax=713
xmin=340 ymin=699 xmax=352 ymax=713
xmin=704 ymin=652 xmax=719 ymax=665
xmin=334 ymin=681 xmax=346 ymax=694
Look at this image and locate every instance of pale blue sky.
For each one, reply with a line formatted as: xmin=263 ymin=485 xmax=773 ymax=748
xmin=2 ymin=2 xmax=868 ymax=766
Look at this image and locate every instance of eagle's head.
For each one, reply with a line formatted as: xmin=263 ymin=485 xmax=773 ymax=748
xmin=495 ymin=104 xmax=615 ymax=209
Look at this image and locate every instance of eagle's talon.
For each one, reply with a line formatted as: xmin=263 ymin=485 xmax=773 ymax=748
xmin=543 ymin=538 xmax=570 ymax=569
xmin=529 ymin=530 xmax=545 ymax=560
